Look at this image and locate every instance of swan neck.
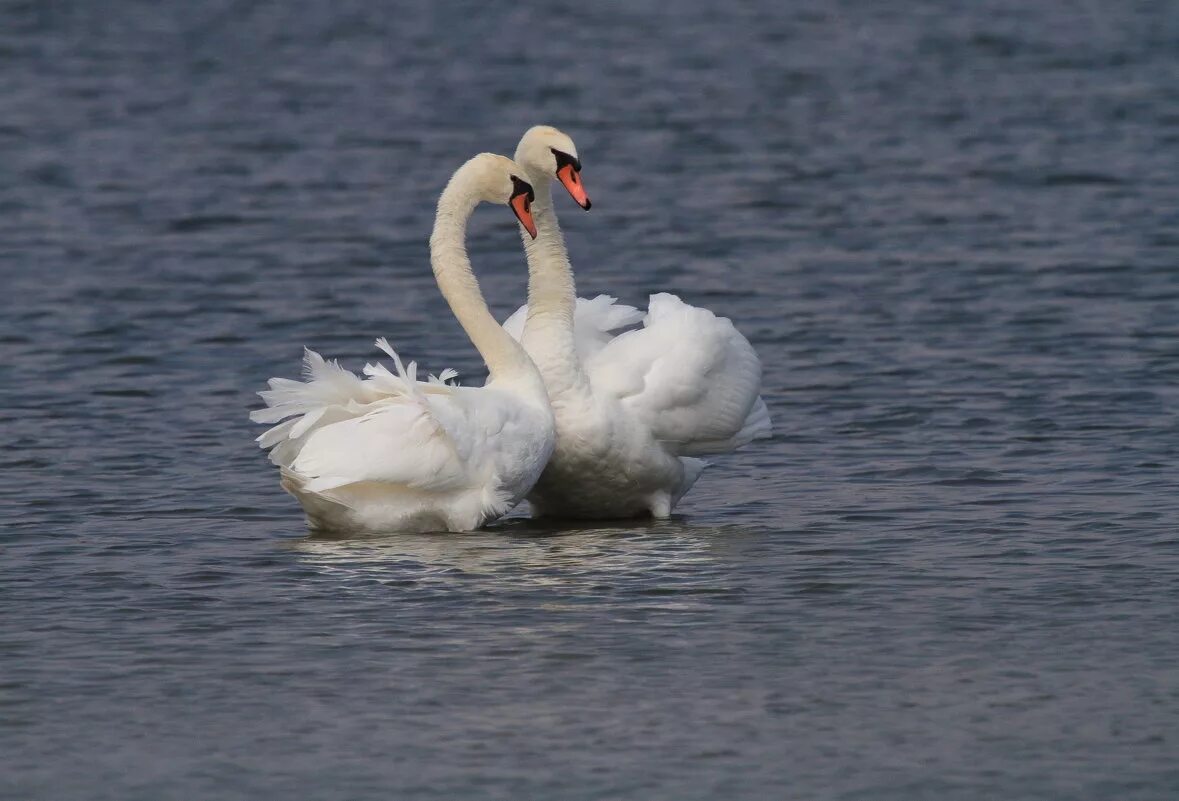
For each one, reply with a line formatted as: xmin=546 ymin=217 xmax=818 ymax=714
xmin=522 ymin=180 xmax=576 ymax=318
xmin=431 ymin=179 xmax=538 ymax=387
xmin=518 ymin=173 xmax=584 ymax=392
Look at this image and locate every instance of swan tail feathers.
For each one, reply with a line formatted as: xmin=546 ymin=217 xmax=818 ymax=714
xmin=250 ymin=348 xmax=368 ymax=425
xmin=250 ymin=340 xmax=461 ymax=474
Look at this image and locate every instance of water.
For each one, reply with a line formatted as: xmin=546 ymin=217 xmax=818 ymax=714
xmin=3 ymin=1 xmax=1178 ymax=798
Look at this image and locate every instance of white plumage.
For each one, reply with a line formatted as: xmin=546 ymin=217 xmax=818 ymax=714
xmin=502 ymin=294 xmax=642 ymax=363
xmin=504 ymin=126 xmax=772 ymax=519
xmin=251 ymin=154 xmax=554 ymax=533
xmin=588 ymin=293 xmax=772 ymax=455
xmin=251 ymin=342 xmax=550 ymax=532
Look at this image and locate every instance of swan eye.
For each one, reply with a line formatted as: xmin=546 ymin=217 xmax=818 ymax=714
xmin=509 ymin=175 xmax=535 ymax=205
xmin=551 ymin=148 xmax=582 ymax=174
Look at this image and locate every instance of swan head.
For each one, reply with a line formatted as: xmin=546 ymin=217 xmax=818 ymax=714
xmin=514 ymin=125 xmax=591 ymax=211
xmin=460 ymin=152 xmax=538 ymax=239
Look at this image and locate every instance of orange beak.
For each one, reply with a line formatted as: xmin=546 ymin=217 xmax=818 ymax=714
xmin=557 ymin=164 xmax=591 ymax=210
xmin=511 ymin=193 xmax=537 ymax=239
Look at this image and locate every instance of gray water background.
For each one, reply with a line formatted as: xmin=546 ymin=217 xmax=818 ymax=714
xmin=3 ymin=1 xmax=1179 ymax=798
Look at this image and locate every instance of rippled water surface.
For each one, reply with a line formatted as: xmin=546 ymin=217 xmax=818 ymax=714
xmin=3 ymin=1 xmax=1179 ymax=799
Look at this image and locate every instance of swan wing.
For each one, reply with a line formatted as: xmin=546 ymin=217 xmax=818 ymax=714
xmin=588 ymin=293 xmax=771 ymax=455
xmin=503 ymin=294 xmax=642 ymax=362
xmin=251 ymin=341 xmax=475 ymax=493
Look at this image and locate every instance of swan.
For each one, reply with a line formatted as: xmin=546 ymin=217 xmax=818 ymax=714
xmin=501 ymin=126 xmax=771 ymax=519
xmin=251 ymin=153 xmax=555 ymax=534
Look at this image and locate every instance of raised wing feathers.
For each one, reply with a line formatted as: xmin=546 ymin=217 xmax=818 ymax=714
xmin=251 ymin=341 xmax=477 ymax=494
xmin=589 ymin=293 xmax=771 ymax=455
xmin=503 ymin=294 xmax=642 ymax=362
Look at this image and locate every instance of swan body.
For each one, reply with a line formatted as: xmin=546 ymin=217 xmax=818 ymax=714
xmin=504 ymin=126 xmax=771 ymax=519
xmin=252 ymin=154 xmax=554 ymax=533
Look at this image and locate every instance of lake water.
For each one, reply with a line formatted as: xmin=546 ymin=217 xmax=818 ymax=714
xmin=3 ymin=1 xmax=1178 ymax=799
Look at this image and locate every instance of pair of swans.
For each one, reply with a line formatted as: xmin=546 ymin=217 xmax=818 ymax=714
xmin=251 ymin=127 xmax=770 ymax=533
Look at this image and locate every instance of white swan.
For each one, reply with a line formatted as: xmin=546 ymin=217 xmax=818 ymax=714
xmin=251 ymin=154 xmax=555 ymax=534
xmin=502 ymin=126 xmax=771 ymax=519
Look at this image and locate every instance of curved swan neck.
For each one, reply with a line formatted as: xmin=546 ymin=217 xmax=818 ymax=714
xmin=517 ymin=171 xmax=585 ymax=394
xmin=520 ymin=179 xmax=576 ymax=317
xmin=430 ymin=173 xmax=539 ymax=387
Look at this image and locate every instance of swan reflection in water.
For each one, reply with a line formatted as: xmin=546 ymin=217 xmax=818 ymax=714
xmin=286 ymin=515 xmax=773 ymax=602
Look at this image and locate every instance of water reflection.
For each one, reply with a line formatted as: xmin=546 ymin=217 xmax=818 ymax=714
xmin=288 ymin=517 xmax=773 ymax=596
